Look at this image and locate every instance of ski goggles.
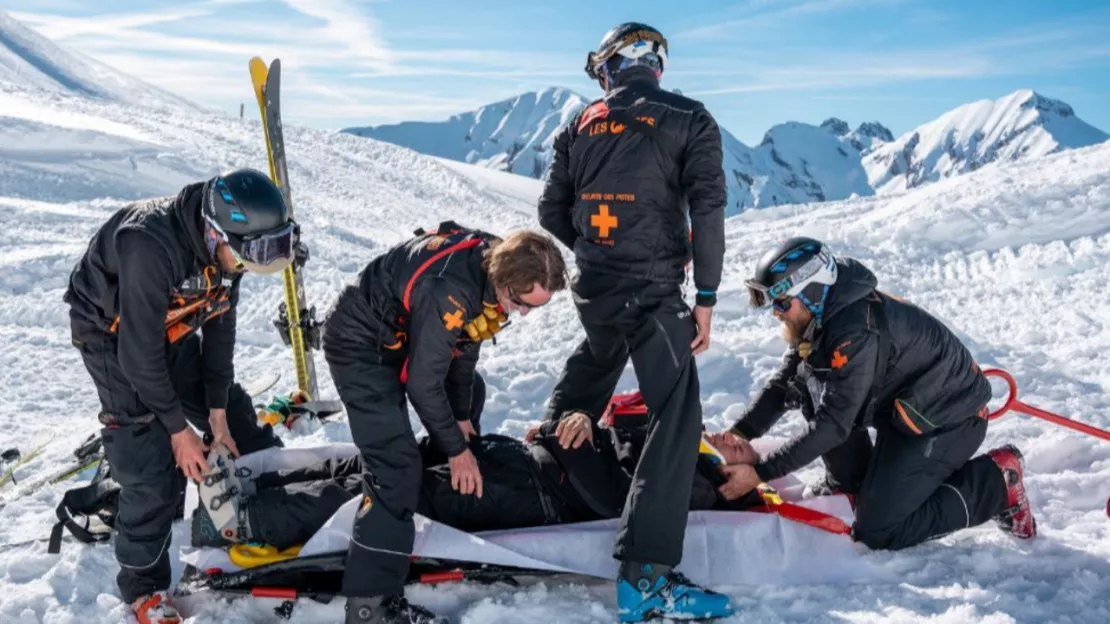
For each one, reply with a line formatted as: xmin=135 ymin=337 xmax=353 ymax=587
xmin=746 ymin=279 xmax=793 ymax=312
xmin=206 ymin=217 xmax=299 ymax=275
xmin=585 ymin=30 xmax=669 ymax=81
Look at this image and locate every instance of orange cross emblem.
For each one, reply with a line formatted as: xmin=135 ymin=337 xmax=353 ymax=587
xmin=443 ymin=309 xmax=464 ymax=331
xmin=831 ymin=349 xmax=848 ymax=369
xmin=591 ymin=204 xmax=618 ymax=238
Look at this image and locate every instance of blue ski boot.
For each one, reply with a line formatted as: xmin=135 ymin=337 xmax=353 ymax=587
xmin=616 ymin=561 xmax=734 ymax=622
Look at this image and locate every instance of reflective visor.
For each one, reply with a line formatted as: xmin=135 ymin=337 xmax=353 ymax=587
xmin=745 ymin=279 xmax=769 ymax=308
xmin=236 ymin=221 xmax=297 ymax=267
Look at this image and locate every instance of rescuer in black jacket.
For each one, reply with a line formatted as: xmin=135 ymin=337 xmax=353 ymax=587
xmin=321 ymin=221 xmax=567 ymax=624
xmin=712 ymin=237 xmax=1038 ymax=551
xmin=534 ymin=22 xmax=730 ymax=621
xmin=63 ymin=168 xmax=294 ymax=622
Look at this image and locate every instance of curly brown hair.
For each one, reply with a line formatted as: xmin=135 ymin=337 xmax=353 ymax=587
xmin=483 ymin=229 xmax=567 ymax=295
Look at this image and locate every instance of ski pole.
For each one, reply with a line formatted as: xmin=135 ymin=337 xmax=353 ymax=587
xmin=984 ymin=368 xmax=1110 ymax=442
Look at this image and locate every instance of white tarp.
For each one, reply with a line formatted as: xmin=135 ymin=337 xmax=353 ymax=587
xmin=181 ymin=443 xmax=884 ymax=588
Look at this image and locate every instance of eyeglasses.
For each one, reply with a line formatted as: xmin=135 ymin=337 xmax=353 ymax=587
xmin=507 ymin=285 xmax=539 ymax=310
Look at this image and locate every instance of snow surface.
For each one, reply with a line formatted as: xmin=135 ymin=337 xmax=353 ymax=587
xmin=865 ymin=89 xmax=1110 ymax=195
xmin=3 ymin=16 xmax=1110 ymax=622
xmin=0 ymin=10 xmax=201 ymax=113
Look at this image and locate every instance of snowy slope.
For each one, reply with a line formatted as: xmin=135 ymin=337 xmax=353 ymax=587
xmin=344 ymin=89 xmax=888 ymax=215
xmin=865 ymin=89 xmax=1110 ymax=194
xmin=4 ymin=73 xmax=1110 ymax=623
xmin=343 ymin=87 xmax=589 ymax=179
xmin=0 ymin=10 xmax=199 ymax=111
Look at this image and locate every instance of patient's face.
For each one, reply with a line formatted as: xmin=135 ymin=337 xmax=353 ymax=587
xmin=706 ymin=432 xmax=757 ymax=465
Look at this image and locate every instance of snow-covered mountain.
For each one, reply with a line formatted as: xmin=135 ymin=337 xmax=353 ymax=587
xmin=864 ymin=89 xmax=1109 ymax=194
xmin=723 ymin=120 xmax=880 ymax=210
xmin=820 ymin=117 xmax=894 ymax=154
xmin=0 ymin=10 xmax=199 ymax=111
xmin=343 ymin=87 xmax=588 ymax=179
xmin=344 ymin=90 xmax=888 ymax=215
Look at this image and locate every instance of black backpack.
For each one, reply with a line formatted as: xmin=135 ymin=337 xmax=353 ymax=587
xmin=47 ymin=458 xmax=119 ymax=553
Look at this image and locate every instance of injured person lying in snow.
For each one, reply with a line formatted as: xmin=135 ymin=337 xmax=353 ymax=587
xmin=190 ymin=405 xmax=763 ymax=552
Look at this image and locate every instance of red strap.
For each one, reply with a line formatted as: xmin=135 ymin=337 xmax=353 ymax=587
xmin=751 ymin=500 xmax=853 ymax=536
xmin=402 ymin=238 xmax=483 ymax=312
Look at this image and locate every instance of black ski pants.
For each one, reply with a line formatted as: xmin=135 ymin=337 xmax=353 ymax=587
xmin=818 ymin=411 xmax=1008 ymax=550
xmin=70 ymin=317 xmax=282 ymax=603
xmin=246 ymin=375 xmax=493 ymax=551
xmin=323 ymin=303 xmax=490 ymax=600
xmin=546 ymin=272 xmax=703 ymax=568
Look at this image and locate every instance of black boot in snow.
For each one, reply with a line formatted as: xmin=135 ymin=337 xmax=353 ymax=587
xmin=345 ymin=595 xmax=448 ymax=624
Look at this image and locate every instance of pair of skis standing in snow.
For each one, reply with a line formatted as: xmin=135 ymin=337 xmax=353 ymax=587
xmin=58 ymin=21 xmax=1037 ymax=624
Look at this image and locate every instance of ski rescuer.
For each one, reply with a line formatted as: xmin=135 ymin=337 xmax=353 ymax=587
xmin=535 ymin=21 xmax=732 ymax=622
xmin=321 ymin=220 xmax=568 ymax=624
xmin=711 ymin=236 xmax=1038 ymax=551
xmin=63 ymin=167 xmax=297 ymax=624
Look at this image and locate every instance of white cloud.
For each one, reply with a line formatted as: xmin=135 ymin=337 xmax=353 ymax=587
xmin=277 ymin=0 xmax=392 ymax=69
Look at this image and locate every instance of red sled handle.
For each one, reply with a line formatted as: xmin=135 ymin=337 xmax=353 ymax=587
xmin=984 ymin=368 xmax=1110 ymax=442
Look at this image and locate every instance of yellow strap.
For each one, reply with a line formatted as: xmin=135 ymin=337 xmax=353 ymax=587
xmin=228 ymin=543 xmax=303 ymax=568
xmin=698 ymin=435 xmax=726 ymax=465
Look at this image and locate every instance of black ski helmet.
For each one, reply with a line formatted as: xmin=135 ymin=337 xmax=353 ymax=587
xmin=746 ymin=236 xmax=838 ymax=318
xmin=584 ymin=22 xmax=668 ymax=89
xmin=202 ymin=168 xmax=298 ymax=275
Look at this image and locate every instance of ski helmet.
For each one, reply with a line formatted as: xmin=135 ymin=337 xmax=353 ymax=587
xmin=202 ymin=168 xmax=298 ymax=275
xmin=584 ymin=22 xmax=668 ymax=89
xmin=746 ymin=237 xmax=838 ymax=318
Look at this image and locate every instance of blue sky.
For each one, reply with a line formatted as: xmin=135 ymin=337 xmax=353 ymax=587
xmin=7 ymin=0 xmax=1110 ymax=144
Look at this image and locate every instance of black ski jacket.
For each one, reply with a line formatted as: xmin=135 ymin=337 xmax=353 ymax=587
xmin=64 ymin=183 xmax=241 ymax=434
xmin=537 ymin=67 xmax=726 ymax=306
xmin=325 ymin=221 xmax=500 ymax=458
xmin=730 ymin=259 xmax=993 ymax=481
xmin=534 ymin=420 xmax=758 ymax=517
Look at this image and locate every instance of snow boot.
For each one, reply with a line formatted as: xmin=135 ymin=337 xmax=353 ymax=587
xmin=191 ymin=443 xmax=255 ymax=547
xmin=987 ymin=445 xmax=1037 ymax=539
xmin=131 ymin=591 xmax=182 ymax=624
xmin=616 ymin=561 xmax=734 ymax=622
xmin=345 ymin=595 xmax=448 ymax=624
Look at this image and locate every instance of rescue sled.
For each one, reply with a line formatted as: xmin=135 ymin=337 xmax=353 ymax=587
xmin=175 ymin=394 xmax=878 ymax=619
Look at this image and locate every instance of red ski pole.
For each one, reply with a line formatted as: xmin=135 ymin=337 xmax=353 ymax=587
xmin=983 ymin=368 xmax=1110 ymax=442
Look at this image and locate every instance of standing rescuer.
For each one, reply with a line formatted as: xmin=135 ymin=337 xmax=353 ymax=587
xmin=534 ymin=21 xmax=733 ymax=622
xmin=321 ymin=221 xmax=567 ymax=624
xmin=64 ymin=167 xmax=297 ymax=624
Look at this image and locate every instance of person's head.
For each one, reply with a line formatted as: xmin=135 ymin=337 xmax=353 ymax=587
xmin=482 ymin=230 xmax=568 ymax=317
xmin=584 ymin=22 xmax=668 ymax=92
xmin=201 ymin=168 xmax=299 ymax=275
xmin=745 ymin=237 xmax=839 ymax=345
